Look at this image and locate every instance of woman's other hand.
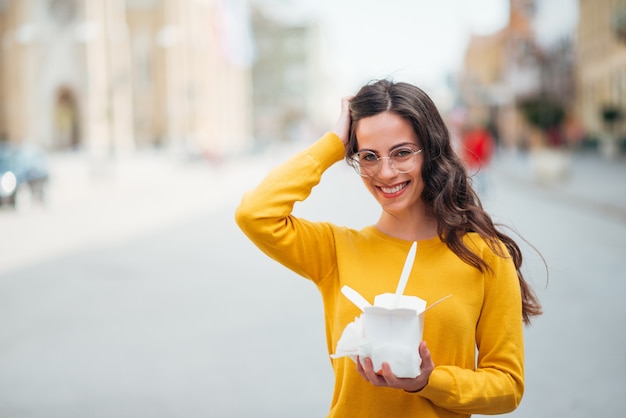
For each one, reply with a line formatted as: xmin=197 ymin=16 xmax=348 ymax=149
xmin=356 ymin=341 xmax=435 ymax=393
xmin=333 ymin=96 xmax=353 ymax=145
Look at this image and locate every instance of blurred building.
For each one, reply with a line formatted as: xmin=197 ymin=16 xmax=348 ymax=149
xmin=250 ymin=4 xmax=332 ymax=145
xmin=457 ymin=0 xmax=577 ymax=150
xmin=0 ymin=0 xmax=253 ymax=159
xmin=457 ymin=29 xmax=509 ymax=142
xmin=576 ymin=0 xmax=626 ymax=156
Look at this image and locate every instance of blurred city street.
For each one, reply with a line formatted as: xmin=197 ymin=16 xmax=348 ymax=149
xmin=0 ymin=0 xmax=624 ymax=416
xmin=0 ymin=145 xmax=625 ymax=418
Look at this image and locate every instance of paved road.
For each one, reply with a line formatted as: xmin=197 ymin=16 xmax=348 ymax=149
xmin=0 ymin=147 xmax=625 ymax=417
xmin=485 ymin=150 xmax=626 ymax=418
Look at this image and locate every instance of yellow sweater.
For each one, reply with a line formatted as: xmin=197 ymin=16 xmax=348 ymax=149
xmin=235 ymin=132 xmax=524 ymax=417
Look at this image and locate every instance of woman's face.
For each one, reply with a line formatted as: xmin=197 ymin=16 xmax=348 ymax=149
xmin=354 ymin=111 xmax=425 ymax=217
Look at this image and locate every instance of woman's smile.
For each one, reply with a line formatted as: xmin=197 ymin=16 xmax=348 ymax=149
xmin=378 ymin=180 xmax=410 ymax=197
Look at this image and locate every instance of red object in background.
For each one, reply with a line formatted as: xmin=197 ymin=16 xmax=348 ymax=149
xmin=462 ymin=127 xmax=495 ymax=171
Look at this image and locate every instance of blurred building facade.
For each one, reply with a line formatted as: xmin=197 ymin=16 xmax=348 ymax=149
xmin=458 ymin=0 xmax=626 ymax=156
xmin=0 ymin=0 xmax=253 ymax=159
xmin=576 ymin=0 xmax=626 ymax=156
xmin=250 ymin=5 xmax=332 ymax=145
xmin=458 ymin=0 xmax=577 ymax=150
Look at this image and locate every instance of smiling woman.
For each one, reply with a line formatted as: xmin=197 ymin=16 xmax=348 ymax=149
xmin=235 ymin=78 xmax=542 ymax=418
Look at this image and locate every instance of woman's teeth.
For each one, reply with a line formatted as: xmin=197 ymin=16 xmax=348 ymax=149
xmin=380 ymin=182 xmax=408 ymax=194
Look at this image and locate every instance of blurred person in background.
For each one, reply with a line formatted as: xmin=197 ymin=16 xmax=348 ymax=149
xmin=460 ymin=122 xmax=495 ymax=196
xmin=236 ymin=79 xmax=541 ymax=418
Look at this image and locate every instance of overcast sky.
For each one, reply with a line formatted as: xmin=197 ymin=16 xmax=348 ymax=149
xmin=253 ymin=0 xmax=578 ymax=92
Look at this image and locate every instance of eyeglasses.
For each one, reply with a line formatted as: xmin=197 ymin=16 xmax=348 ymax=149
xmin=349 ymin=147 xmax=423 ymax=177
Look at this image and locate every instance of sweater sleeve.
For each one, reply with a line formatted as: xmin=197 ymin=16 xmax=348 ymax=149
xmin=417 ymin=247 xmax=525 ymax=415
xmin=235 ymin=132 xmax=346 ymax=283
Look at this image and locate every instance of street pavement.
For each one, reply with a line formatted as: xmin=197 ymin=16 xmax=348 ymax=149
xmin=488 ymin=148 xmax=626 ymax=222
xmin=0 ymin=144 xmax=625 ymax=417
xmin=482 ymin=150 xmax=626 ymax=418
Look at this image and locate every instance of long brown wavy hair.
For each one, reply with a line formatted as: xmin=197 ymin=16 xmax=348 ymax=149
xmin=345 ymin=79 xmax=542 ymax=325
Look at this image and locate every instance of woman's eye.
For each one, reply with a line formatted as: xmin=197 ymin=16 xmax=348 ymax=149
xmin=361 ymin=153 xmax=378 ymax=162
xmin=394 ymin=149 xmax=412 ymax=158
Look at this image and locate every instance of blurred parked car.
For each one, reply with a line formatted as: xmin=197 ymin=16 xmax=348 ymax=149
xmin=0 ymin=143 xmax=50 ymax=208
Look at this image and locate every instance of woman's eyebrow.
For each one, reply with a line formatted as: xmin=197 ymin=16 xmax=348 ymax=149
xmin=357 ymin=142 xmax=420 ymax=154
xmin=390 ymin=142 xmax=420 ymax=150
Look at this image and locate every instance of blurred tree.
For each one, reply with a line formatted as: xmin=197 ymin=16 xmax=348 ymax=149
xmin=613 ymin=9 xmax=626 ymax=43
xmin=518 ymin=97 xmax=565 ymax=131
xmin=601 ymin=104 xmax=623 ymax=128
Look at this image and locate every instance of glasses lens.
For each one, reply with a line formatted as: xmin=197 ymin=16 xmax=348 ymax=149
xmin=355 ymin=151 xmax=379 ymax=177
xmin=390 ymin=148 xmax=419 ymax=173
xmin=351 ymin=148 xmax=421 ymax=176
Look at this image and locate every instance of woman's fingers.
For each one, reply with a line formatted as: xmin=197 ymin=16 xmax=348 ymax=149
xmin=419 ymin=341 xmax=435 ymax=375
xmin=356 ymin=356 xmax=386 ymax=386
xmin=333 ymin=96 xmax=353 ymax=145
xmin=355 ymin=342 xmax=435 ymax=392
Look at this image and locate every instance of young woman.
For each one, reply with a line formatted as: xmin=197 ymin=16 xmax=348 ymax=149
xmin=235 ymin=79 xmax=542 ymax=417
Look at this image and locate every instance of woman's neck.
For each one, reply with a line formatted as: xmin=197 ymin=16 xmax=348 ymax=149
xmin=375 ymin=209 xmax=439 ymax=241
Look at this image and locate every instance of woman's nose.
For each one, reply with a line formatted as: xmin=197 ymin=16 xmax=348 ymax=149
xmin=376 ymin=157 xmax=397 ymax=178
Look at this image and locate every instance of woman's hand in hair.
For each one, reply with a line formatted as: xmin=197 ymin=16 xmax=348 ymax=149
xmin=333 ymin=96 xmax=353 ymax=146
xmin=356 ymin=341 xmax=434 ymax=393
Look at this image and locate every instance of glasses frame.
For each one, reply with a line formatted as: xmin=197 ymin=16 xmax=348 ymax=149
xmin=349 ymin=147 xmax=423 ymax=178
